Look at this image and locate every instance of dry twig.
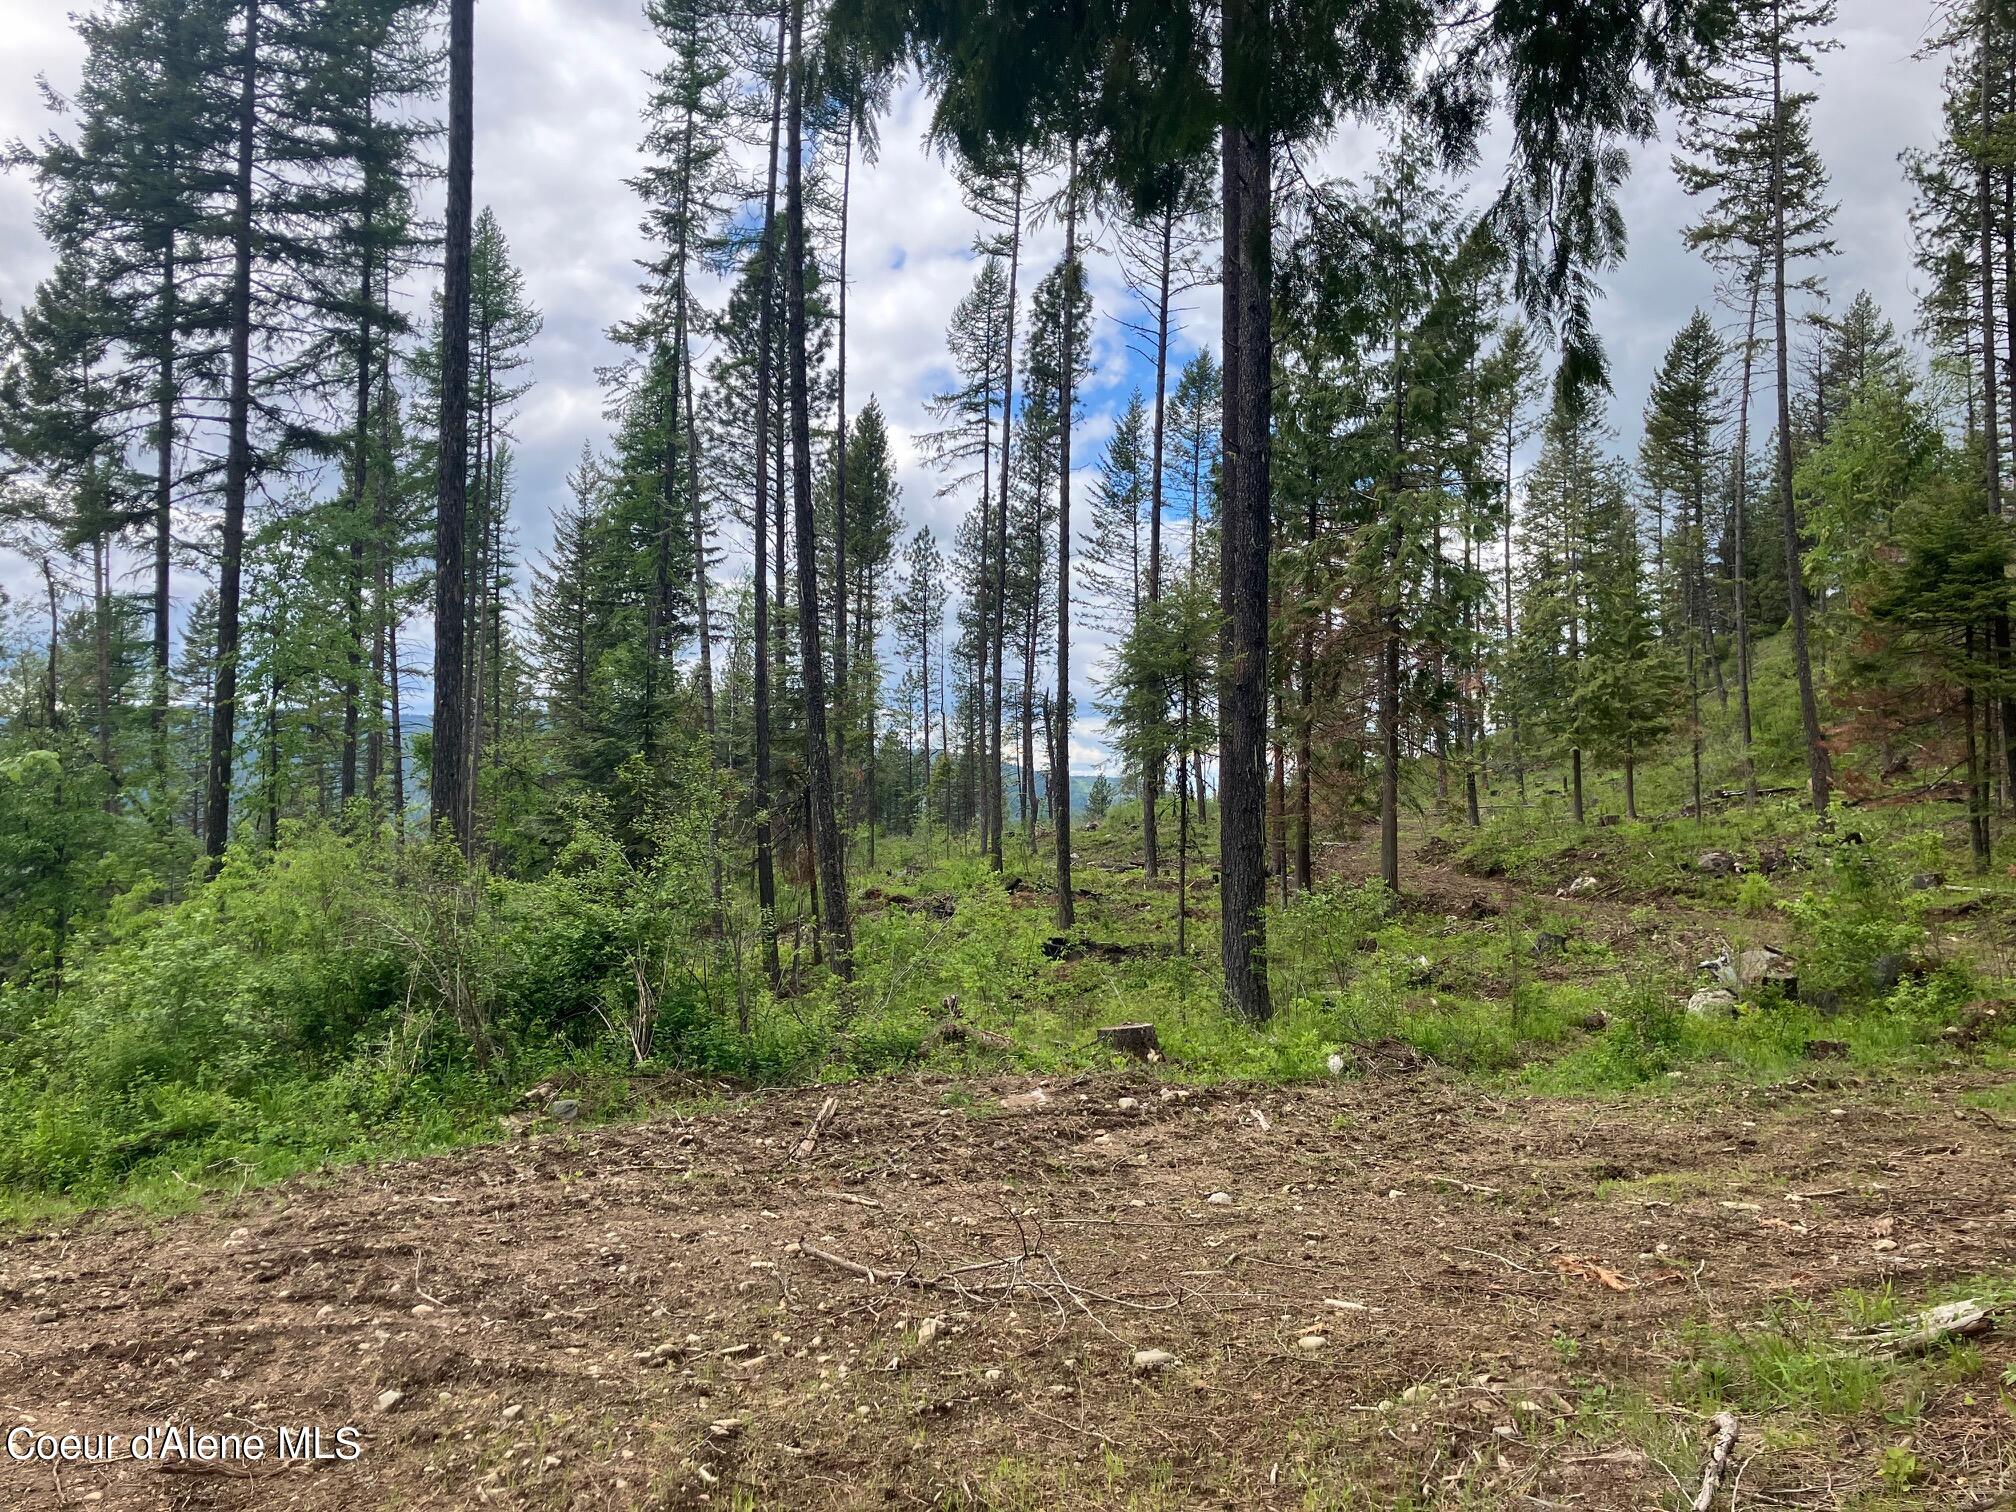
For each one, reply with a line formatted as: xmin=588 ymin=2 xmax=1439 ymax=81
xmin=1690 ymin=1412 xmax=1739 ymax=1511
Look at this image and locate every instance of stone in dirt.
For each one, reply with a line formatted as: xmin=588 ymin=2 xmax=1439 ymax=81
xmin=1687 ymin=988 xmax=1740 ymax=1018
xmin=1131 ymin=1349 xmax=1177 ymax=1372
xmin=1531 ymin=932 xmax=1567 ymax=959
xmin=374 ymin=1389 xmax=406 ymax=1413
xmin=1695 ymin=850 xmax=1739 ymax=877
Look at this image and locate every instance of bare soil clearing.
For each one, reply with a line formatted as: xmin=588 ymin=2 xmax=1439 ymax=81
xmin=2 ymin=1068 xmax=2014 ymax=1509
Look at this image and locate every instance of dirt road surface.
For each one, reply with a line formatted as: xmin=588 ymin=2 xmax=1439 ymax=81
xmin=2 ymin=1070 xmax=2013 ymax=1508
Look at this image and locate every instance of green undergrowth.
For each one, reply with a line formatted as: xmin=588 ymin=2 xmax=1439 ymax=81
xmin=1660 ymin=1271 xmax=2016 ymax=1505
xmin=4 ymin=735 xmax=2014 ymax=1222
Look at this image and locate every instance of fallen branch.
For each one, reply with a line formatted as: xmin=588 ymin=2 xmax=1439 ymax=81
xmin=799 ymin=1240 xmax=945 ymax=1292
xmin=1839 ymin=1298 xmax=1994 ymax=1355
xmin=789 ymin=1095 xmax=838 ymax=1163
xmin=1690 ymin=1412 xmax=1739 ymax=1511
xmin=821 ymin=1191 xmax=882 ymax=1209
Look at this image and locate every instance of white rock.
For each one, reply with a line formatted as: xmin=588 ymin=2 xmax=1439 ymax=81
xmin=1686 ymin=987 xmax=1739 ymax=1018
xmin=916 ymin=1317 xmax=943 ymax=1347
xmin=1206 ymin=1192 xmax=1233 ymax=1207
xmin=501 ymin=1405 xmax=523 ymax=1423
xmin=1296 ymin=1334 xmax=1328 ymax=1352
xmin=1326 ymin=1053 xmax=1346 ymax=1076
xmin=1132 ymin=1348 xmax=1178 ymax=1372
xmin=1117 ymin=1097 xmax=1140 ymax=1111
xmin=374 ymin=1389 xmax=406 ymax=1413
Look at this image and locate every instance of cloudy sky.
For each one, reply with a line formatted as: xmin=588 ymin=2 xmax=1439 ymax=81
xmin=0 ymin=0 xmax=1951 ymax=769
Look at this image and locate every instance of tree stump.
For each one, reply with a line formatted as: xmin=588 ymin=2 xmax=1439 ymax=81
xmin=1096 ymin=1023 xmax=1162 ymax=1060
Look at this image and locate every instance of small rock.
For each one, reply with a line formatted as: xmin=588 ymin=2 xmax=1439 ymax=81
xmin=1296 ymin=1334 xmax=1328 ymax=1352
xmin=1205 ymin=1192 xmax=1233 ymax=1207
xmin=1910 ymin=871 xmax=1946 ymax=892
xmin=708 ymin=1417 xmax=744 ymax=1439
xmin=1687 ymin=988 xmax=1739 ymax=1018
xmin=1566 ymin=876 xmax=1600 ymax=896
xmin=999 ymin=1089 xmax=1051 ymax=1110
xmin=1132 ymin=1349 xmax=1178 ymax=1373
xmin=550 ymin=1098 xmax=581 ymax=1123
xmin=1695 ymin=850 xmax=1739 ymax=877
xmin=411 ymin=1303 xmax=435 ymax=1317
xmin=1399 ymin=1383 xmax=1435 ymax=1405
xmin=1325 ymin=1053 xmax=1346 ymax=1076
xmin=501 ymin=1405 xmax=523 ymax=1423
xmin=1531 ymin=932 xmax=1568 ymax=958
xmin=374 ymin=1389 xmax=406 ymax=1413
xmin=1116 ymin=1097 xmax=1140 ymax=1111
xmin=984 ymin=1368 xmax=1002 ymax=1382
xmin=915 ymin=1317 xmax=943 ymax=1347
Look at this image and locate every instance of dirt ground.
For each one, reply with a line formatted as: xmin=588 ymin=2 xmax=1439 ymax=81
xmin=1 ymin=1067 xmax=2014 ymax=1510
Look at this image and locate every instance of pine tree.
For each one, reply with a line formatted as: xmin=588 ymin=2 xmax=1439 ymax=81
xmin=1675 ymin=0 xmax=1841 ymax=817
xmin=1082 ymin=392 xmax=1152 ymax=636
xmin=1640 ymin=310 xmax=1728 ymax=819
xmin=1574 ymin=478 xmax=1682 ymax=818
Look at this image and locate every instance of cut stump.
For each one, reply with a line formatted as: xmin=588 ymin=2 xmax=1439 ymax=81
xmin=1096 ymin=1023 xmax=1162 ymax=1060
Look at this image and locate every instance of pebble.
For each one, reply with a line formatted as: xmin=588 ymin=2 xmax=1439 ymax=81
xmin=1296 ymin=1334 xmax=1328 ymax=1352
xmin=1117 ymin=1097 xmax=1139 ymax=1111
xmin=374 ymin=1389 xmax=406 ymax=1413
xmin=1132 ymin=1348 xmax=1177 ymax=1372
xmin=1206 ymin=1192 xmax=1232 ymax=1207
xmin=502 ymin=1405 xmax=523 ymax=1423
xmin=916 ymin=1317 xmax=943 ymax=1347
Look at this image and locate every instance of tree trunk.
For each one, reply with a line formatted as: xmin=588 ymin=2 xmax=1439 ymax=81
xmin=1771 ymin=21 xmax=1830 ymax=817
xmin=205 ymin=0 xmax=260 ymax=863
xmin=786 ymin=0 xmax=852 ymax=978
xmin=1054 ymin=142 xmax=1079 ymax=931
xmin=1218 ymin=0 xmax=1272 ymax=1019
xmin=153 ymin=246 xmax=176 ymax=796
xmin=990 ymin=160 xmax=1022 ymax=875
xmin=429 ymin=0 xmax=474 ymax=852
xmin=1733 ymin=268 xmax=1761 ymax=805
xmin=751 ymin=2 xmax=786 ymax=986
xmin=342 ymin=173 xmax=372 ymax=813
xmin=1141 ymin=205 xmax=1173 ymax=882
xmin=833 ymin=120 xmax=851 ymax=834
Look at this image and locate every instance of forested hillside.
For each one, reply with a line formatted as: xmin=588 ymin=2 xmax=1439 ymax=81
xmin=6 ymin=2 xmax=2016 ymax=1503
